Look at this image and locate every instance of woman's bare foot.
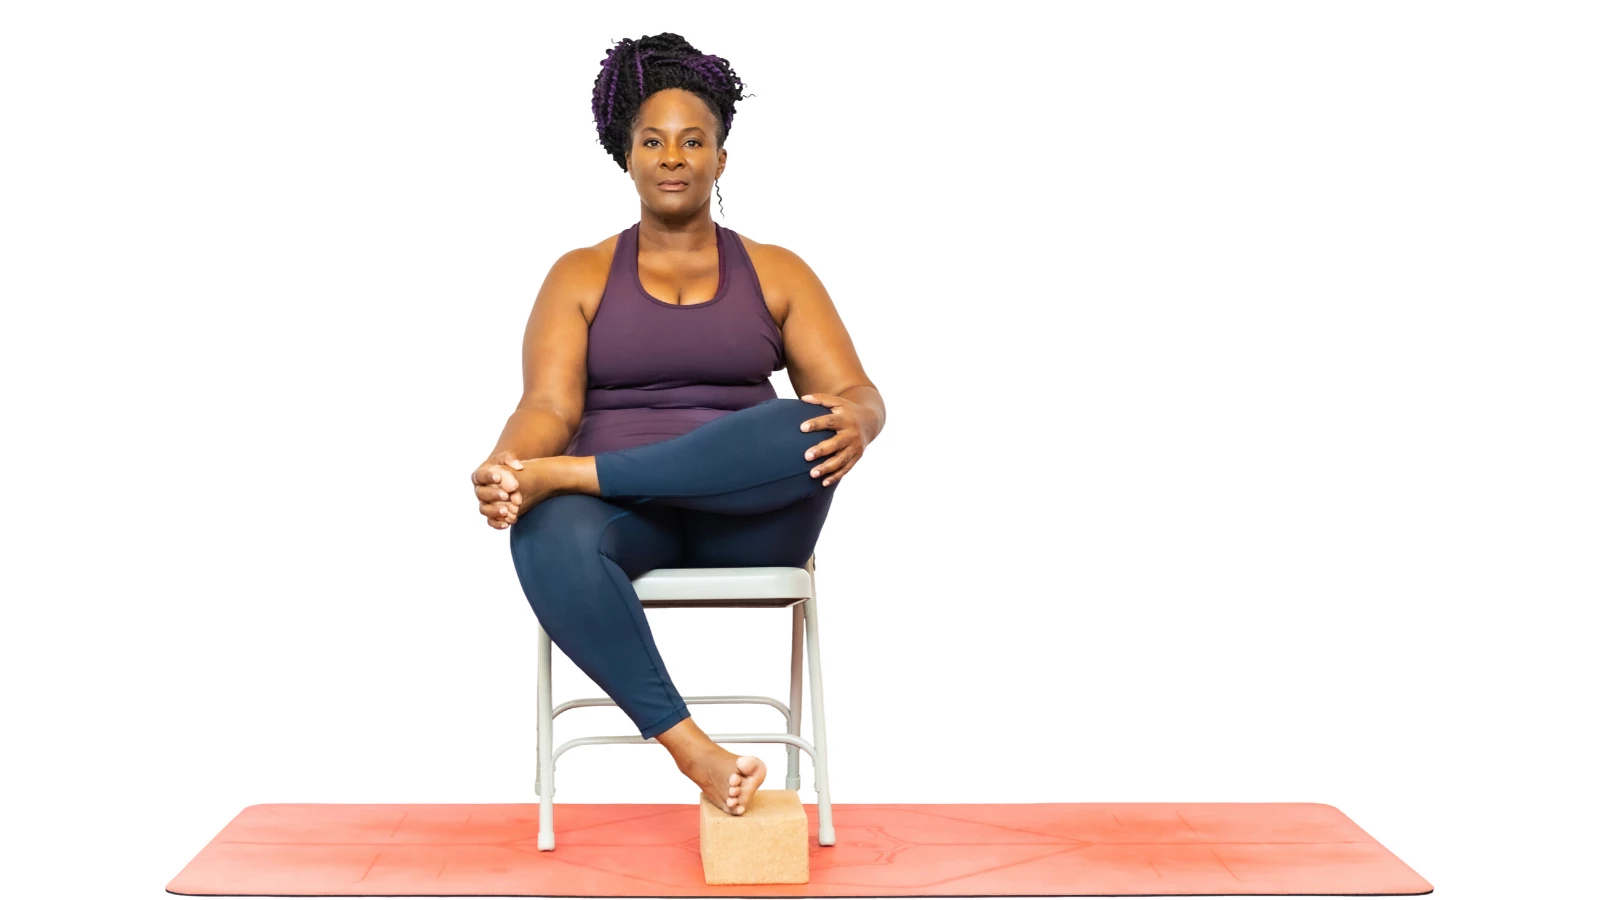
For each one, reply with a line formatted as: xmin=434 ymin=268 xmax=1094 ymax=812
xmin=489 ymin=458 xmax=561 ymax=524
xmin=653 ymin=717 xmax=767 ymax=815
xmin=681 ymin=746 xmax=767 ymax=816
xmin=490 ymin=456 xmax=602 ymax=526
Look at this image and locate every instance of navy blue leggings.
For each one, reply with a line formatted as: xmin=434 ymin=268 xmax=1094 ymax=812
xmin=507 ymin=398 xmax=839 ymax=739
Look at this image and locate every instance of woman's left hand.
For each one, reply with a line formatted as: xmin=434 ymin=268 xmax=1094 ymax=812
xmin=799 ymin=392 xmax=869 ymax=488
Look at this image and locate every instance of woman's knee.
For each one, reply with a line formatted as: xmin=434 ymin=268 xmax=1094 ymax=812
xmin=755 ymin=397 xmax=838 ymax=441
xmin=766 ymin=396 xmax=831 ymax=416
xmin=508 ymin=495 xmax=619 ymax=572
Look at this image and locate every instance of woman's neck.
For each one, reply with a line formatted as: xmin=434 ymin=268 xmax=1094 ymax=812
xmin=637 ymin=210 xmax=716 ymax=253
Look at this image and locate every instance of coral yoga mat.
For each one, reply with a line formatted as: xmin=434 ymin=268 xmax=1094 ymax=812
xmin=167 ymin=801 xmax=1431 ymax=896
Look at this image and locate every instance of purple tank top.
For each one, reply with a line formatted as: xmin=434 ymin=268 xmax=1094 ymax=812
xmin=563 ymin=221 xmax=787 ymax=456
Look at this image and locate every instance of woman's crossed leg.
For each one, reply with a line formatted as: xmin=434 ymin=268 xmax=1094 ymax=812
xmin=499 ymin=398 xmax=839 ymax=519
xmin=505 ymin=398 xmax=839 ymax=815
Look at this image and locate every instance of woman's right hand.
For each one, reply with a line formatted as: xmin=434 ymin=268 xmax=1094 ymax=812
xmin=472 ymin=451 xmax=526 ymax=530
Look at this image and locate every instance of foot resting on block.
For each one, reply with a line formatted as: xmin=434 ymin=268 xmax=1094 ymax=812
xmin=679 ymin=744 xmax=766 ymax=816
xmin=700 ymin=789 xmax=809 ymax=885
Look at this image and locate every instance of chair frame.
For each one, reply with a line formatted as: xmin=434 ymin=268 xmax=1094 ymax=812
xmin=534 ymin=553 xmax=835 ymax=851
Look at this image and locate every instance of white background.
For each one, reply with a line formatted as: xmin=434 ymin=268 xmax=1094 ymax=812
xmin=2 ymin=2 xmax=1596 ymax=898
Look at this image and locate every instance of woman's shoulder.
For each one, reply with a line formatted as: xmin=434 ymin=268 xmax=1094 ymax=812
xmin=736 ymin=231 xmax=819 ymax=306
xmin=546 ymin=231 xmax=623 ymax=290
xmin=734 ymin=232 xmax=830 ymax=326
xmin=732 ymin=230 xmax=825 ymax=291
xmin=562 ymin=230 xmax=623 ymax=274
xmin=733 ymin=230 xmax=810 ymax=273
xmin=535 ymin=232 xmax=624 ymax=322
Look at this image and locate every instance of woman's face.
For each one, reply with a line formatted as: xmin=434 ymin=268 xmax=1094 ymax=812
xmin=626 ymin=88 xmax=726 ymax=218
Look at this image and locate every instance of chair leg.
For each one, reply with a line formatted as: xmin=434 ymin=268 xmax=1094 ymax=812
xmin=804 ymin=570 xmax=836 ymax=847
xmin=537 ymin=623 xmax=555 ymax=851
xmin=786 ymin=602 xmax=803 ymax=791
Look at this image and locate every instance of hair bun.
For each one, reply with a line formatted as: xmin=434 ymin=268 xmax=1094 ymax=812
xmin=590 ymin=33 xmax=749 ymax=172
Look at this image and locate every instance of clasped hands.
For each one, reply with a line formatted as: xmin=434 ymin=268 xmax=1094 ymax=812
xmin=470 ymin=391 xmax=870 ymax=531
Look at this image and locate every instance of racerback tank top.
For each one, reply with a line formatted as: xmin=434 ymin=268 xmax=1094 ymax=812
xmin=563 ymin=221 xmax=787 ymax=456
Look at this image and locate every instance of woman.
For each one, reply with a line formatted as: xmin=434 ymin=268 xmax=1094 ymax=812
xmin=470 ymin=33 xmax=886 ymax=818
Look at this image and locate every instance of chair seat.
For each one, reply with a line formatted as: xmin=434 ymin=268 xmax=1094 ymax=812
xmin=631 ymin=566 xmax=812 ymax=608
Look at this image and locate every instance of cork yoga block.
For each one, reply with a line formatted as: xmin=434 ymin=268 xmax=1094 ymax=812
xmin=699 ymin=789 xmax=810 ymax=885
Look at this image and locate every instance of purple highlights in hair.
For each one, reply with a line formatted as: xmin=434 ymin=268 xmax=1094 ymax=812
xmin=591 ymin=51 xmax=606 ymax=125
xmin=676 ymin=53 xmax=736 ymax=129
xmin=680 ymin=53 xmax=728 ymax=89
xmin=595 ymin=40 xmax=741 ymax=144
xmin=594 ymin=42 xmax=626 ymax=129
xmin=636 ymin=49 xmax=652 ymax=95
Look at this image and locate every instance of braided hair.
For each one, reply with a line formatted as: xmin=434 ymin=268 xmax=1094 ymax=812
xmin=591 ymin=33 xmax=750 ymax=175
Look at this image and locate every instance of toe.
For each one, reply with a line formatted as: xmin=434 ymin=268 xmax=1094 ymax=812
xmin=736 ymin=756 xmax=766 ymax=784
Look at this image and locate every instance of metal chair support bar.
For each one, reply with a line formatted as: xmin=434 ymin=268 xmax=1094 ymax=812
xmin=554 ymin=694 xmax=792 ymax=722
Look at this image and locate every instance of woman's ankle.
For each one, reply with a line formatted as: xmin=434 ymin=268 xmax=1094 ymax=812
xmin=556 ymin=456 xmax=601 ymax=495
xmin=654 ymin=716 xmax=716 ymax=769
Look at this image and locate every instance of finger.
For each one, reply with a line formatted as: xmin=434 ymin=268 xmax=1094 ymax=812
xmin=481 ymin=496 xmax=520 ymax=519
xmin=803 ymin=438 xmax=838 ymax=462
xmin=801 ymin=393 xmax=835 ymax=407
xmin=821 ymin=447 xmax=862 ymax=478
xmin=497 ymin=453 xmax=525 ymax=471
xmin=489 ymin=466 xmax=522 ymax=494
xmin=823 ymin=459 xmax=856 ymax=487
xmin=476 ymin=484 xmax=511 ymax=503
xmin=809 ymin=450 xmax=849 ymax=478
xmin=799 ymin=414 xmax=835 ymax=434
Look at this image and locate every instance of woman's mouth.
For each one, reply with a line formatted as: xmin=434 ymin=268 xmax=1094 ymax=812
xmin=658 ymin=181 xmax=688 ymax=192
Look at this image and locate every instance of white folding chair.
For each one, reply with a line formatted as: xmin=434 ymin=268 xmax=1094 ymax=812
xmin=533 ymin=553 xmax=835 ymax=851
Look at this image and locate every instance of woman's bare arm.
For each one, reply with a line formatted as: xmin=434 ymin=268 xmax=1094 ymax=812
xmin=481 ymin=248 xmax=600 ymax=464
xmin=767 ymin=245 xmax=886 ymax=443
